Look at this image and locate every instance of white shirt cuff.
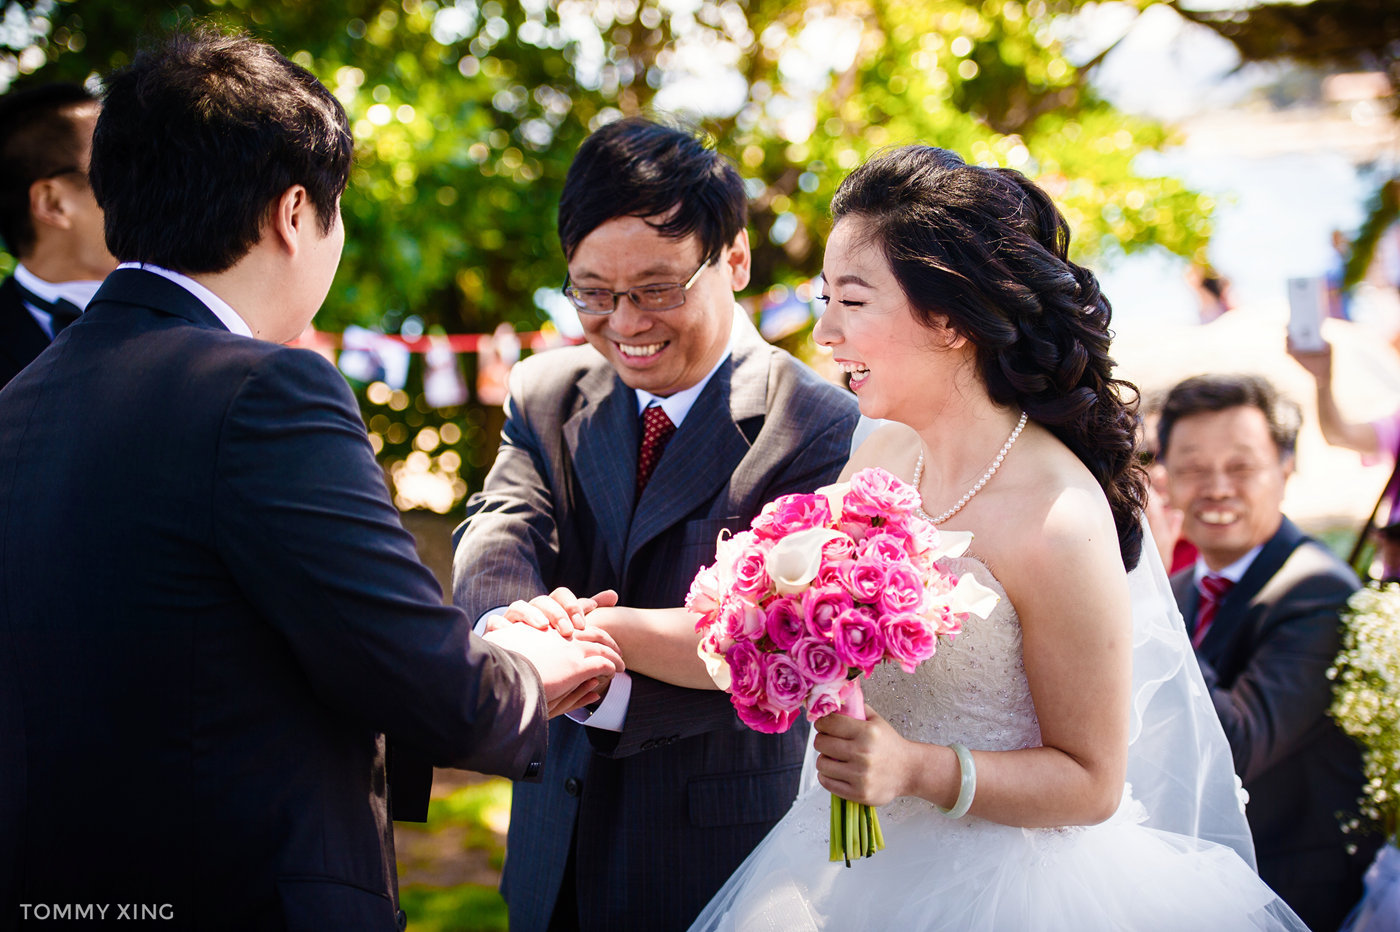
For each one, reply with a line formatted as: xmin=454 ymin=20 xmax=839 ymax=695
xmin=566 ymin=671 xmax=632 ymax=731
xmin=473 ymin=607 xmax=509 ymax=636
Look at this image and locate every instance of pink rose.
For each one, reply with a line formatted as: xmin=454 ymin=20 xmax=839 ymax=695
xmin=831 ymin=607 xmax=885 ymax=675
xmin=879 ymin=563 xmax=926 ymax=616
xmin=804 ymin=585 xmax=852 ymax=641
xmin=883 ymin=612 xmax=937 ymax=673
xmin=935 ymin=605 xmax=963 ymax=638
xmin=860 ymin=530 xmax=912 ymax=565
xmin=836 ymin=512 xmax=875 ymax=543
xmin=905 ymin=518 xmax=942 ymax=563
xmin=731 ymin=541 xmax=773 ymax=605
xmin=733 ymin=695 xmax=799 ymax=734
xmin=841 ymin=555 xmax=887 ymax=603
xmin=842 ymin=466 xmax=922 ymax=519
xmin=719 ymin=595 xmax=765 ymax=641
xmin=792 ymin=637 xmax=845 ymax=684
xmin=751 ymin=492 xmax=833 ymax=540
xmin=805 ymin=677 xmax=859 ymax=721
xmin=764 ymin=654 xmax=809 ymax=711
xmin=764 ymin=596 xmax=806 ymax=651
xmin=725 ymin=640 xmax=765 ymax=701
xmin=821 ymin=532 xmax=857 ymax=563
xmin=686 ymin=565 xmax=723 ymax=621
xmin=814 ymin=559 xmax=846 ymax=589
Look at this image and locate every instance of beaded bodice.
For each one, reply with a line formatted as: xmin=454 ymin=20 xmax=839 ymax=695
xmin=865 ymin=555 xmax=1041 ymax=754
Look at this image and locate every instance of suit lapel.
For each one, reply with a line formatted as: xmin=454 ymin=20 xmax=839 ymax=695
xmin=563 ymin=366 xmax=638 ymax=577
xmin=624 ymin=331 xmax=770 ymax=571
xmin=1197 ymin=517 xmax=1306 ymax=656
xmin=1171 ymin=572 xmax=1197 ymax=637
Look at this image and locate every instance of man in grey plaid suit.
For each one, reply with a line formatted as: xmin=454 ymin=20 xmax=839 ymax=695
xmin=452 ymin=117 xmax=859 ymax=931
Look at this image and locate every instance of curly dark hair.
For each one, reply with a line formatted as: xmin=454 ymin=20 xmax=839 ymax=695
xmin=830 ymin=145 xmax=1148 ymax=570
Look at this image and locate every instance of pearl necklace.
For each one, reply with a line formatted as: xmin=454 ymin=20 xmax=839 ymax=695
xmin=912 ymin=411 xmax=1028 ymax=525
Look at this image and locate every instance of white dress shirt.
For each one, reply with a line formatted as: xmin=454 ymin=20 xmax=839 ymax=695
xmin=14 ymin=263 xmax=104 ymax=339
xmin=1192 ymin=545 xmax=1264 ymax=591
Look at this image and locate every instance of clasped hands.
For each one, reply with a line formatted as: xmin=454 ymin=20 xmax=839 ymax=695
xmin=482 ymin=587 xmax=623 ymax=718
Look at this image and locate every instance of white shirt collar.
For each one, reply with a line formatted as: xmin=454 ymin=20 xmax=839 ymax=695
xmin=1193 ymin=545 xmax=1264 ymax=589
xmin=633 ymin=333 xmax=734 ymax=428
xmin=14 ymin=263 xmax=105 ymax=310
xmin=14 ymin=263 xmax=105 ymax=338
xmin=116 ymin=262 xmax=254 ymax=338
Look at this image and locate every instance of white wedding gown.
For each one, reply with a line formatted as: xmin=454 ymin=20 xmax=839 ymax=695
xmin=688 ymin=552 xmax=1309 ymax=931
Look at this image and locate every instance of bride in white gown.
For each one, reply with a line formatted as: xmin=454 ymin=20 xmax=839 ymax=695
xmin=545 ymin=146 xmax=1307 ymax=930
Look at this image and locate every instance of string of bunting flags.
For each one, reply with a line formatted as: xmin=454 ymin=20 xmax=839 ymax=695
xmin=284 ymin=279 xmax=824 ymax=408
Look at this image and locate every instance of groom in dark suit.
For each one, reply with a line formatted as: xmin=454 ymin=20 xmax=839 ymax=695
xmin=0 ymin=28 xmax=620 ymax=931
xmin=452 ymin=118 xmax=860 ymax=931
xmin=1159 ymin=374 xmax=1378 ymax=931
xmin=0 ymin=82 xmax=116 ymax=388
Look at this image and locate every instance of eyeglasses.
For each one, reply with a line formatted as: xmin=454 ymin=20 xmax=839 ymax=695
xmin=562 ymin=260 xmax=709 ymax=315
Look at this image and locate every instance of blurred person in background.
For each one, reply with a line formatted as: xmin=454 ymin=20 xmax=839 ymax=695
xmin=1288 ymin=335 xmax=1400 ymax=579
xmin=1158 ymin=373 xmax=1377 ymax=931
xmin=0 ymin=82 xmax=116 ymax=388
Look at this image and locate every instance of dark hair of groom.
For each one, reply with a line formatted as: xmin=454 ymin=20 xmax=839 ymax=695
xmin=89 ymin=28 xmax=351 ymax=273
xmin=0 ymin=82 xmax=98 ymax=256
xmin=557 ymin=116 xmax=747 ymax=264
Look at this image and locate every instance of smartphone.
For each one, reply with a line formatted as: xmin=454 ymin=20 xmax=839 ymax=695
xmin=1286 ymin=277 xmax=1327 ymax=352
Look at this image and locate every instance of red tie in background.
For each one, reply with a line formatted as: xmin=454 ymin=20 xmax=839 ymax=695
xmin=1192 ymin=574 xmax=1234 ymax=648
xmin=636 ymin=404 xmax=677 ymax=494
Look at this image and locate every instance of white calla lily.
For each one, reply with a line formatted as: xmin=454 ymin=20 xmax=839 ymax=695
xmin=927 ymin=529 xmax=974 ymax=561
xmin=948 ymin=571 xmax=1000 ymax=618
xmin=814 ymin=481 xmax=849 ymax=518
xmin=765 ymin=527 xmax=843 ymax=595
xmin=698 ymin=639 xmax=732 ymax=690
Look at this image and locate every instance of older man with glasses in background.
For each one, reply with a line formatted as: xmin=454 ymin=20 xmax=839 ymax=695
xmin=1158 ymin=373 xmax=1377 ymax=931
xmin=451 ymin=117 xmax=859 ymax=932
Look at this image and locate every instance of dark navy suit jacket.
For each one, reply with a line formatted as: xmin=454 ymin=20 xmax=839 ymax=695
xmin=0 ymin=275 xmax=51 ymax=390
xmin=0 ymin=269 xmax=549 ymax=931
xmin=452 ymin=324 xmax=859 ymax=932
xmin=1172 ymin=517 xmax=1379 ymax=932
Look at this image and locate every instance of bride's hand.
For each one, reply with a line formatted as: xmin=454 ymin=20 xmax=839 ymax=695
xmin=494 ymin=587 xmax=620 ymax=636
xmin=812 ymin=707 xmax=915 ymax=807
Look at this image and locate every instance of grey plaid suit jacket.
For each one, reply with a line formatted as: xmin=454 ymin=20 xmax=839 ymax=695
xmin=1171 ymin=517 xmax=1376 ymax=932
xmin=452 ymin=319 xmax=860 ymax=932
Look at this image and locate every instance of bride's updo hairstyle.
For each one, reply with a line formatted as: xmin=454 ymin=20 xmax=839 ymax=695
xmin=830 ymin=146 xmax=1148 ymax=570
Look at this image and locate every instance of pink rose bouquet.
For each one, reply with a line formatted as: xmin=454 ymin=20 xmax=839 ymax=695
xmin=687 ymin=467 xmax=999 ymax=864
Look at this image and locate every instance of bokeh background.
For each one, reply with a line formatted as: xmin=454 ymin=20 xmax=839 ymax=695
xmin=3 ymin=1 xmax=1397 ymax=928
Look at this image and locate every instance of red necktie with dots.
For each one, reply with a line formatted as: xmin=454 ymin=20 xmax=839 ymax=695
xmin=1192 ymin=574 xmax=1234 ymax=647
xmin=636 ymin=404 xmax=677 ymax=494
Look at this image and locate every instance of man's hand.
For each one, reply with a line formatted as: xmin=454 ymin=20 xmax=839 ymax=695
xmin=495 ymin=587 xmax=620 ymax=636
xmin=484 ymin=621 xmax=624 ymax=718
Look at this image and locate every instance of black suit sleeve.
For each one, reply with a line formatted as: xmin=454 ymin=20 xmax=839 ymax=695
xmin=212 ymin=348 xmax=548 ymax=780
xmin=1208 ymin=561 xmax=1354 ymax=783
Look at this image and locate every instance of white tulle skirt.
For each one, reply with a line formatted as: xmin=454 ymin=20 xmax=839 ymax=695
xmin=688 ymin=785 xmax=1308 ymax=932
